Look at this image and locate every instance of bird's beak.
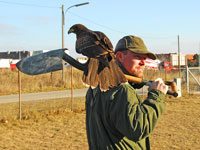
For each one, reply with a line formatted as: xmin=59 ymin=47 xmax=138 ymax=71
xmin=68 ymin=28 xmax=74 ymax=34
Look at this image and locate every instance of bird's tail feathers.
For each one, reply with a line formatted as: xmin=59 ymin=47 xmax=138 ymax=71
xmin=82 ymin=56 xmax=127 ymax=91
xmin=82 ymin=58 xmax=99 ymax=88
xmin=107 ymin=57 xmax=127 ymax=86
xmin=97 ymin=54 xmax=110 ymax=69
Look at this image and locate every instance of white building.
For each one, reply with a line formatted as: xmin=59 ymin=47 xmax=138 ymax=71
xmin=32 ymin=50 xmax=50 ymax=56
xmin=170 ymin=53 xmax=186 ymax=66
xmin=0 ymin=59 xmax=12 ymax=68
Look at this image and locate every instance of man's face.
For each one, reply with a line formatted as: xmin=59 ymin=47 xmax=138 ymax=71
xmin=116 ymin=50 xmax=148 ymax=78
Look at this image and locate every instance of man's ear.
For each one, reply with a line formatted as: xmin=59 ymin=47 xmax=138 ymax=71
xmin=116 ymin=51 xmax=124 ymax=63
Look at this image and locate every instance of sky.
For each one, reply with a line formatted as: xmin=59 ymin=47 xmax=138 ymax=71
xmin=0 ymin=0 xmax=200 ymax=58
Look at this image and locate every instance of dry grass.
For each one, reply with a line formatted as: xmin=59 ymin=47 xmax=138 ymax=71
xmin=144 ymin=69 xmax=182 ymax=81
xmin=0 ymin=96 xmax=87 ymax=150
xmin=0 ymin=68 xmax=86 ymax=95
xmin=0 ymin=66 xmax=199 ymax=149
xmin=0 ymin=93 xmax=199 ymax=150
xmin=1 ymin=68 xmax=199 ymax=95
xmin=0 ymin=97 xmax=85 ymax=121
xmin=0 ymin=68 xmax=200 ymax=149
xmin=0 ymin=68 xmax=183 ymax=96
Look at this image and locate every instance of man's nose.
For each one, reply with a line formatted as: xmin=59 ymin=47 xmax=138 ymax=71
xmin=139 ymin=59 xmax=145 ymax=66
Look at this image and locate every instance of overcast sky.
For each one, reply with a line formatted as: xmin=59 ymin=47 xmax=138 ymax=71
xmin=0 ymin=0 xmax=200 ymax=57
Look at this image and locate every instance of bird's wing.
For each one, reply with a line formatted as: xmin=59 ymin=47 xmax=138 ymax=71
xmin=75 ymin=29 xmax=113 ymax=58
xmin=75 ymin=32 xmax=97 ymax=53
xmin=94 ymin=31 xmax=113 ymax=53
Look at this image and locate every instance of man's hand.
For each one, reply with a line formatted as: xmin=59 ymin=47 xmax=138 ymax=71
xmin=148 ymin=78 xmax=168 ymax=94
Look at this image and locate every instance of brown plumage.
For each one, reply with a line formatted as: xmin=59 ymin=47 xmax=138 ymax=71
xmin=68 ymin=24 xmax=127 ymax=91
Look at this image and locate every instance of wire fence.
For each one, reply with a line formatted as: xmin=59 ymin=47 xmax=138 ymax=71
xmin=0 ymin=67 xmax=199 ymax=121
xmin=0 ymin=67 xmax=86 ymax=121
xmin=184 ymin=67 xmax=200 ymax=94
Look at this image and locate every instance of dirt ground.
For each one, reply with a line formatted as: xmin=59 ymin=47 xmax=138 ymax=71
xmin=0 ymin=94 xmax=199 ymax=150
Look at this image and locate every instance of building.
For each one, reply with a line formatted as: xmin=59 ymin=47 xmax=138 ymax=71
xmin=32 ymin=50 xmax=50 ymax=56
xmin=145 ymin=59 xmax=159 ymax=69
xmin=170 ymin=53 xmax=186 ymax=66
xmin=156 ymin=53 xmax=171 ymax=62
xmin=0 ymin=51 xmax=31 ymax=68
xmin=156 ymin=53 xmax=186 ymax=67
xmin=186 ymin=54 xmax=194 ymax=63
xmin=0 ymin=51 xmax=30 ymax=59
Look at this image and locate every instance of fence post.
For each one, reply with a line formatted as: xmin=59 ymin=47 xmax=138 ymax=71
xmin=174 ymin=78 xmax=182 ymax=97
xmin=71 ymin=66 xmax=73 ymax=111
xmin=186 ymin=66 xmax=189 ymax=93
xmin=18 ymin=70 xmax=21 ymax=120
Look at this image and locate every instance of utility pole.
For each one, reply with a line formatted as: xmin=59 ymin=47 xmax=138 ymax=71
xmin=198 ymin=42 xmax=200 ymax=85
xmin=199 ymin=42 xmax=200 ymax=84
xmin=178 ymin=35 xmax=181 ymax=77
xmin=62 ymin=5 xmax=65 ymax=83
xmin=199 ymin=42 xmax=200 ymax=68
xmin=61 ymin=2 xmax=90 ymax=83
xmin=61 ymin=2 xmax=90 ymax=111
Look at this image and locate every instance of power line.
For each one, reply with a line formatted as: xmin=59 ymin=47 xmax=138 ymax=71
xmin=0 ymin=1 xmax=176 ymax=40
xmin=141 ymin=35 xmax=175 ymax=39
xmin=0 ymin=0 xmax=60 ymax=8
xmin=68 ymin=12 xmax=176 ymax=40
xmin=68 ymin=11 xmax=127 ymax=35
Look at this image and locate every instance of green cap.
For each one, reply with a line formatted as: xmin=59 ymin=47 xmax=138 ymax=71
xmin=114 ymin=35 xmax=157 ymax=60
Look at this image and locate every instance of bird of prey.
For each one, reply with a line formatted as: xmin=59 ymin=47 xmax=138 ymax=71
xmin=68 ymin=24 xmax=127 ymax=91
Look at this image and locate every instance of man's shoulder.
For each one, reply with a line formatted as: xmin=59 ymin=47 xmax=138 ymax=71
xmin=104 ymin=82 xmax=139 ymax=103
xmin=108 ymin=82 xmax=136 ymax=95
xmin=115 ymin=82 xmax=135 ymax=90
xmin=86 ymin=83 xmax=136 ymax=96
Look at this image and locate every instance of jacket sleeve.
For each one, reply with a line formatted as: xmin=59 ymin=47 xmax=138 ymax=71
xmin=109 ymin=84 xmax=166 ymax=142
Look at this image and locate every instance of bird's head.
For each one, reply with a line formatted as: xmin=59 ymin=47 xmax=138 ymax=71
xmin=68 ymin=24 xmax=88 ymax=34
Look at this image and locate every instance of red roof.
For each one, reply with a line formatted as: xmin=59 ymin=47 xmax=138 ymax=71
xmin=187 ymin=54 xmax=194 ymax=60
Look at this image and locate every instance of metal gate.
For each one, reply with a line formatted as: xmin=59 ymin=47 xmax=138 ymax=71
xmin=185 ymin=67 xmax=200 ymax=94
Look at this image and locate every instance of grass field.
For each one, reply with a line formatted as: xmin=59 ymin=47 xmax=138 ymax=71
xmin=0 ymin=68 xmax=199 ymax=149
xmin=0 ymin=93 xmax=199 ymax=150
xmin=0 ymin=68 xmax=86 ymax=95
xmin=0 ymin=68 xmax=185 ymax=96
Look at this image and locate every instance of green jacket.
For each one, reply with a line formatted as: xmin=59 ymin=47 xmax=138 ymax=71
xmin=86 ymin=82 xmax=166 ymax=150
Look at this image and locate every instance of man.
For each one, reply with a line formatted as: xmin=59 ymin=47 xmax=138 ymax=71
xmin=85 ymin=35 xmax=168 ymax=150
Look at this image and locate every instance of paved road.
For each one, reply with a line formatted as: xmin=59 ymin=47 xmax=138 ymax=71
xmin=0 ymin=88 xmax=88 ymax=104
xmin=0 ymin=87 xmax=148 ymax=104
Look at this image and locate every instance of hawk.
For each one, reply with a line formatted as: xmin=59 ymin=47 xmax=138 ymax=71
xmin=68 ymin=24 xmax=127 ymax=91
